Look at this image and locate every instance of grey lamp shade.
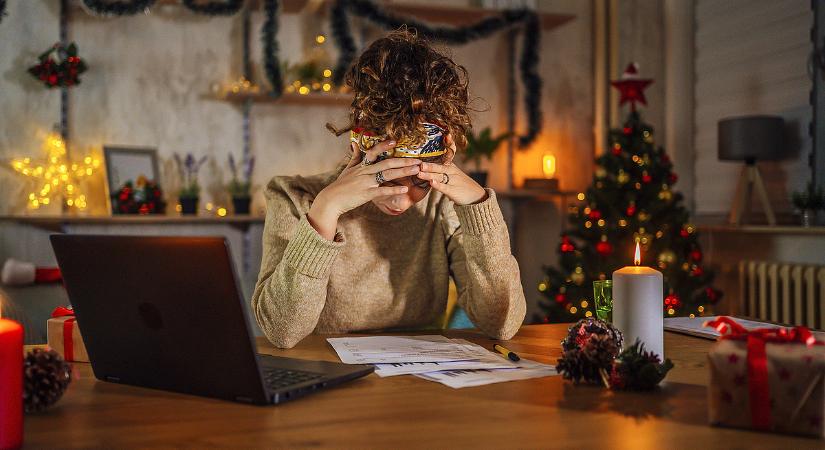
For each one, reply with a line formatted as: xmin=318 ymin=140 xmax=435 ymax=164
xmin=718 ymin=115 xmax=785 ymax=161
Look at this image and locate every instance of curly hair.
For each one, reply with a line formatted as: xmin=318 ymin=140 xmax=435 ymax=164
xmin=327 ymin=28 xmax=472 ymax=151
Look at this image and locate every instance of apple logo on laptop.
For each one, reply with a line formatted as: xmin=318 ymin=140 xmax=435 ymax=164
xmin=138 ymin=302 xmax=164 ymax=330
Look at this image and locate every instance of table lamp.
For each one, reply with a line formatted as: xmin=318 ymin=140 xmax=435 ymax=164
xmin=523 ymin=153 xmax=559 ymax=190
xmin=718 ymin=115 xmax=785 ymax=226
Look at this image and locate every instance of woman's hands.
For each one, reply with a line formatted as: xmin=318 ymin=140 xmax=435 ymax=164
xmin=308 ymin=139 xmax=421 ymax=240
xmin=415 ymin=136 xmax=487 ymax=206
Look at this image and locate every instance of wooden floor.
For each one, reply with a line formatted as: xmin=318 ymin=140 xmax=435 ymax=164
xmin=24 ymin=325 xmax=821 ymax=448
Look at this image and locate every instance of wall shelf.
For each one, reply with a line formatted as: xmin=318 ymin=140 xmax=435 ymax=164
xmin=0 ymin=214 xmax=264 ymax=233
xmin=216 ymin=91 xmax=353 ymax=106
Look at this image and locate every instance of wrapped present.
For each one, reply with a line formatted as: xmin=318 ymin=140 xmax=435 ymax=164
xmin=706 ymin=317 xmax=825 ymax=438
xmin=47 ymin=306 xmax=89 ymax=362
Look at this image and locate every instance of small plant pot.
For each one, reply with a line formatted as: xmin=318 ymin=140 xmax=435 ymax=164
xmin=468 ymin=171 xmax=489 ymax=187
xmin=232 ymin=196 xmax=251 ymax=215
xmin=179 ymin=197 xmax=199 ymax=215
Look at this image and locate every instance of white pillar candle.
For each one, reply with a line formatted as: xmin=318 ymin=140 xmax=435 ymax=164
xmin=612 ymin=243 xmax=664 ymax=358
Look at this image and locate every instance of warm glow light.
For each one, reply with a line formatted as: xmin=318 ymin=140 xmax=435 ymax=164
xmin=298 ymin=86 xmax=310 ymax=95
xmin=217 ymin=207 xmax=227 ymax=217
xmin=542 ymin=154 xmax=556 ymax=179
xmin=576 ymin=192 xmax=585 ymax=201
xmin=323 ymin=69 xmax=332 ymax=78
xmin=316 ymin=34 xmax=326 ymax=44
xmin=634 ymin=241 xmax=641 ymax=266
xmin=322 ymin=83 xmax=332 ymax=92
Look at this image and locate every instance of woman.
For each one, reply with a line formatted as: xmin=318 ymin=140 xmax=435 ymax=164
xmin=252 ymin=29 xmax=526 ymax=349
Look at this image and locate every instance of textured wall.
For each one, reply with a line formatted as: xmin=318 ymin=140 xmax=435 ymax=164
xmin=0 ymin=0 xmax=594 ymax=322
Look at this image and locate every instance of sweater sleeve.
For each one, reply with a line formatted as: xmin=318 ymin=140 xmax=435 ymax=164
xmin=251 ymin=179 xmax=345 ymax=348
xmin=444 ymin=189 xmax=526 ymax=340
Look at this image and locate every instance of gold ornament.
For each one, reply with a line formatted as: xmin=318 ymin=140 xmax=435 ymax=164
xmin=637 ymin=211 xmax=650 ymax=222
xmin=658 ymin=189 xmax=673 ymax=201
xmin=617 ymin=171 xmax=629 ymax=184
xmin=595 ymin=167 xmax=607 ymax=178
xmin=571 ymin=270 xmax=585 ymax=285
xmin=657 ymin=249 xmax=676 ymax=268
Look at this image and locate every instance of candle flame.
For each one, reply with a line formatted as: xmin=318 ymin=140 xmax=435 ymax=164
xmin=634 ymin=241 xmax=641 ymax=266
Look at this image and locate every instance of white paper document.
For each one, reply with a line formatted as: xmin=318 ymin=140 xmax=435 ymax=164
xmin=414 ymin=359 xmax=558 ymax=389
xmin=326 ymin=335 xmax=483 ymax=364
xmin=326 ymin=335 xmax=558 ymax=388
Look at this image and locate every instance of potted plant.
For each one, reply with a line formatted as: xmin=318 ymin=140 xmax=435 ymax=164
xmin=227 ymin=152 xmax=255 ymax=215
xmin=174 ymin=153 xmax=207 ymax=215
xmin=791 ymin=182 xmax=824 ymax=227
xmin=464 ymin=127 xmax=509 ymax=187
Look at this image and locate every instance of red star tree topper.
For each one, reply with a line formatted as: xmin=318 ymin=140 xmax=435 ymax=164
xmin=611 ymin=63 xmax=653 ymax=111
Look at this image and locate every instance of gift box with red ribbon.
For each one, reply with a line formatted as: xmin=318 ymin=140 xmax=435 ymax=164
xmin=706 ymin=316 xmax=825 ymax=438
xmin=46 ymin=306 xmax=89 ymax=362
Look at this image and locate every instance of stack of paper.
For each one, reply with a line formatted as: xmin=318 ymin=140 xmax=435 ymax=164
xmin=326 ymin=335 xmax=557 ymax=388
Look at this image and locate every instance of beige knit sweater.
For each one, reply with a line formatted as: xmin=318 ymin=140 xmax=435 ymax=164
xmin=251 ymin=167 xmax=526 ymax=348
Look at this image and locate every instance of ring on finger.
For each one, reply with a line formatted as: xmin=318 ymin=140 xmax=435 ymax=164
xmin=441 ymin=173 xmax=450 ymax=184
xmin=375 ymin=171 xmax=386 ymax=184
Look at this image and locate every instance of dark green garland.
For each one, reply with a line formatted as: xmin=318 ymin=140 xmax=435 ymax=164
xmin=329 ymin=0 xmax=544 ymax=148
xmin=182 ymin=0 xmax=244 ymax=16
xmin=261 ymin=0 xmax=283 ymax=96
xmin=81 ymin=0 xmax=156 ymax=16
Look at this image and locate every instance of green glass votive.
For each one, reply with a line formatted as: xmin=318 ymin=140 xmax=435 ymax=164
xmin=593 ymin=280 xmax=613 ymax=322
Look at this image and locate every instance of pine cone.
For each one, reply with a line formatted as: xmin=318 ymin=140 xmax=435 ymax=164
xmin=561 ymin=318 xmax=623 ymax=353
xmin=608 ymin=339 xmax=673 ymax=391
xmin=23 ymin=348 xmax=72 ymax=413
xmin=557 ymin=333 xmax=621 ymax=384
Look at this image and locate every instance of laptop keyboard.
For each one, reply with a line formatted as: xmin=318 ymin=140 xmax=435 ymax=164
xmin=262 ymin=367 xmax=323 ymax=390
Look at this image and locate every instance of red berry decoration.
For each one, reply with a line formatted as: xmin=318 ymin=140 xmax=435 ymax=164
xmin=664 ymin=293 xmax=681 ymax=310
xmin=588 ymin=209 xmax=602 ymax=220
xmin=596 ymin=241 xmax=613 ymax=256
xmin=559 ymin=236 xmax=575 ymax=253
xmin=28 ymin=42 xmax=87 ymax=89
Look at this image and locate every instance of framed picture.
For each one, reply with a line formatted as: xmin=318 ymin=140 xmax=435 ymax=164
xmin=103 ymin=146 xmax=161 ymax=213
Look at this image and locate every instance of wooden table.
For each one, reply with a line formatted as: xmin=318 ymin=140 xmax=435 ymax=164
xmin=25 ymin=325 xmax=821 ymax=448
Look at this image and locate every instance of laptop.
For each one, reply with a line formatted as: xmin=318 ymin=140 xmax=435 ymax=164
xmin=50 ymin=234 xmax=373 ymax=405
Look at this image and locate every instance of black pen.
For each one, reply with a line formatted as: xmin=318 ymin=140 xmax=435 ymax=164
xmin=493 ymin=344 xmax=520 ymax=362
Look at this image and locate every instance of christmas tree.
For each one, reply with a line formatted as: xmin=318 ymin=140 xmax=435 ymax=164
xmin=538 ymin=63 xmax=722 ymax=323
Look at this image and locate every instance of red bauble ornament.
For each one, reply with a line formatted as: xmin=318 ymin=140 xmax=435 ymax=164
xmin=664 ymin=293 xmax=682 ymax=310
xmin=705 ymin=287 xmax=720 ymax=304
xmin=596 ymin=241 xmax=613 ymax=256
xmin=560 ymin=236 xmax=575 ymax=253
xmin=622 ymin=127 xmax=632 ymax=135
xmin=660 ymin=154 xmax=671 ymax=164
xmin=611 ymin=63 xmax=653 ymax=111
xmin=642 ymin=173 xmax=652 ymax=183
xmin=689 ymin=249 xmax=702 ymax=262
xmin=679 ymin=228 xmax=690 ymax=238
xmin=691 ymin=266 xmax=704 ymax=277
xmin=555 ymin=293 xmax=567 ymax=304
xmin=588 ymin=209 xmax=602 ymax=220
xmin=626 ymin=204 xmax=636 ymax=217
xmin=612 ymin=145 xmax=622 ymax=156
xmin=667 ymin=173 xmax=678 ymax=184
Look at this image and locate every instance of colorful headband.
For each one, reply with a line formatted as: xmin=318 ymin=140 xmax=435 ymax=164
xmin=350 ymin=122 xmax=447 ymax=158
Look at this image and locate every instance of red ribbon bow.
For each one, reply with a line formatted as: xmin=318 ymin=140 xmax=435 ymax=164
xmin=704 ymin=316 xmax=822 ymax=430
xmin=50 ymin=306 xmax=76 ymax=361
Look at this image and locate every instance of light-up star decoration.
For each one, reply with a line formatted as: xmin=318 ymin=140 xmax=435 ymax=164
xmin=10 ymin=131 xmax=100 ymax=210
xmin=611 ymin=62 xmax=653 ymax=111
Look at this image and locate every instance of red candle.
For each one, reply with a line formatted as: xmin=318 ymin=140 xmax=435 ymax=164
xmin=0 ymin=319 xmax=23 ymax=450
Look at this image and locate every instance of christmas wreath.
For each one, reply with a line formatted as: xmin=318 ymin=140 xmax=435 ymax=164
xmin=28 ymin=42 xmax=87 ymax=89
xmin=112 ymin=177 xmax=166 ymax=215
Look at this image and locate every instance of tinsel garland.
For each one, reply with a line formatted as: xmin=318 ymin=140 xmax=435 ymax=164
xmin=81 ymin=0 xmax=156 ymax=16
xmin=261 ymin=0 xmax=283 ymax=96
xmin=182 ymin=0 xmax=244 ymax=16
xmin=329 ymin=0 xmax=543 ymax=148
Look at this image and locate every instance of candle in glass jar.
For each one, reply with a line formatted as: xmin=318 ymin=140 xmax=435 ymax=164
xmin=0 ymin=318 xmax=23 ymax=450
xmin=612 ymin=242 xmax=664 ymax=358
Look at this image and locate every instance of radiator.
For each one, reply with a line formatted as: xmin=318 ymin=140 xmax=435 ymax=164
xmin=739 ymin=260 xmax=825 ymax=329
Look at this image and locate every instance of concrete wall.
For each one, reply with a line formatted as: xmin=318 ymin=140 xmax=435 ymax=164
xmin=0 ymin=1 xmax=595 ymax=322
